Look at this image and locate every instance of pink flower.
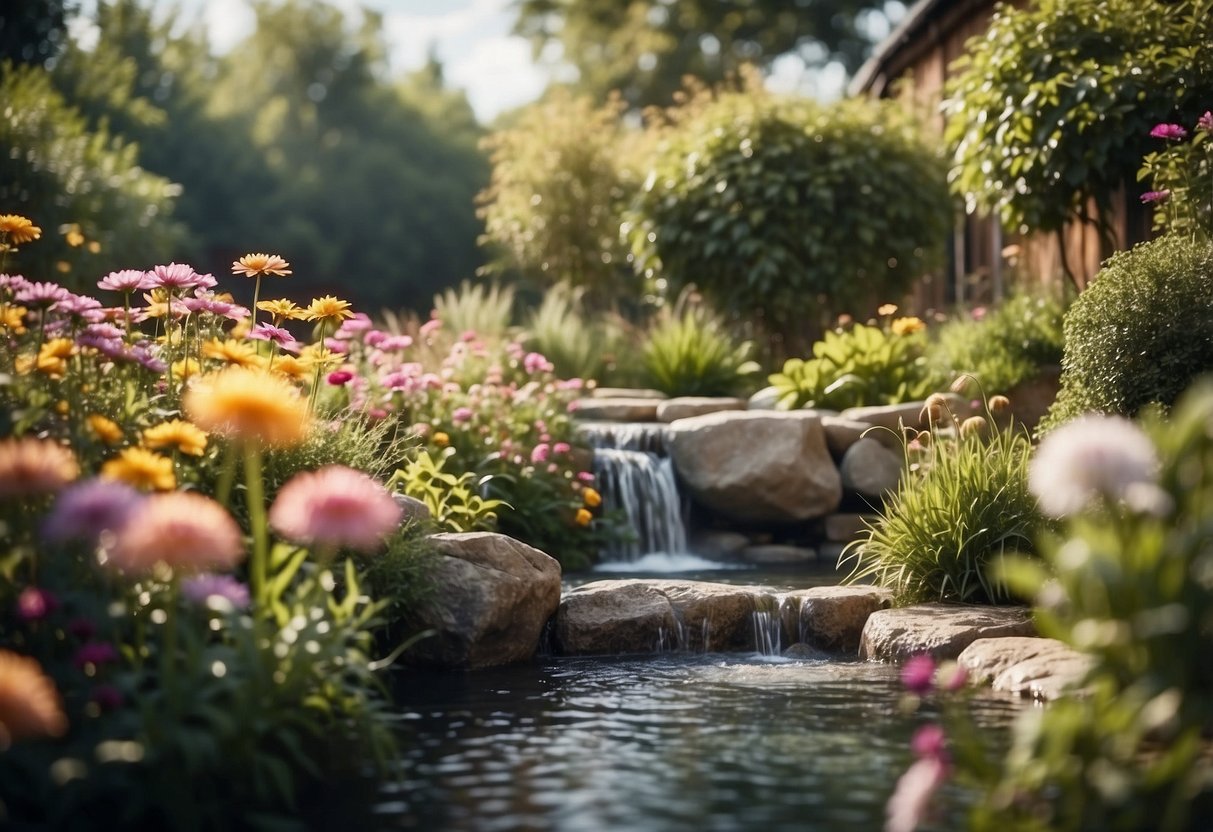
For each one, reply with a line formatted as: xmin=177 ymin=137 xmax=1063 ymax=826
xmin=531 ymin=443 xmax=550 ymax=464
xmin=419 ymin=318 xmax=442 ymax=337
xmin=452 ymin=407 xmax=473 ymax=423
xmin=41 ymin=479 xmax=145 ymax=544
xmin=1150 ymin=123 xmax=1188 ymax=140
xmin=523 ymin=352 xmax=552 ymax=374
xmin=553 ymin=442 xmax=571 ymax=454
xmin=900 ymin=654 xmax=936 ymax=695
xmin=1199 ymin=111 xmax=1213 ymax=133
xmin=910 ymin=724 xmax=947 ymax=760
xmin=577 ymin=471 xmax=595 ymax=483
xmin=1030 ymin=415 xmax=1161 ymax=517
xmin=1141 ymin=189 xmax=1171 ymax=204
xmin=98 ymin=269 xmax=153 ymax=293
xmin=268 ymin=465 xmax=403 ymax=553
xmin=108 ymin=493 xmax=245 ymax=575
xmin=327 ymin=370 xmax=354 ymax=386
xmin=17 ymin=587 xmax=58 ymax=622
xmin=148 ymin=262 xmax=203 ymax=289
xmin=884 ymin=755 xmax=949 ymax=832
xmin=247 ymin=321 xmax=297 ymax=347
xmin=937 ymin=662 xmax=968 ymax=692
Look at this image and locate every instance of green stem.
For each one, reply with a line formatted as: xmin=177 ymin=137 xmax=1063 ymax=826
xmin=165 ymin=288 xmax=175 ymax=394
xmin=243 ymin=443 xmax=269 ymax=610
xmin=307 ymin=319 xmax=331 ymax=415
xmin=251 ymin=275 xmax=262 ymax=329
xmin=161 ymin=578 xmax=180 ymax=719
xmin=215 ymin=442 xmax=237 ymax=509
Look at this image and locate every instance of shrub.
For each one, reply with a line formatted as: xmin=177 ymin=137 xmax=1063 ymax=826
xmin=624 ymin=77 xmax=951 ymax=347
xmin=430 ymin=280 xmax=516 ymax=343
xmin=1041 ymin=234 xmax=1213 ymax=431
xmin=769 ymin=317 xmax=938 ymax=411
xmin=641 ymin=301 xmax=760 ymax=397
xmin=522 ymin=282 xmax=642 ymax=386
xmin=843 ymin=399 xmax=1043 ymax=604
xmin=928 ymin=293 xmax=1066 ymax=395
xmin=388 ymin=447 xmax=507 ymax=533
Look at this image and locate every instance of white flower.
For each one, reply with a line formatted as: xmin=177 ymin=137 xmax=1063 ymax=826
xmin=885 ymin=756 xmax=948 ymax=832
xmin=1030 ymin=416 xmax=1161 ymax=517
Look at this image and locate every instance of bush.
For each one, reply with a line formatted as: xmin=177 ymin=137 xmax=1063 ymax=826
xmin=522 ymin=282 xmax=642 ymax=386
xmin=641 ymin=301 xmax=760 ymax=397
xmin=624 ymin=77 xmax=952 ymax=347
xmin=929 ymin=293 xmax=1066 ymax=395
xmin=769 ymin=317 xmax=938 ymax=411
xmin=1041 ymin=234 xmax=1213 ymax=431
xmin=843 ymin=398 xmax=1043 ymax=604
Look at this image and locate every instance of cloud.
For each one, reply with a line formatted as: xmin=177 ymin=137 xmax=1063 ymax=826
xmin=446 ymin=35 xmax=548 ymax=121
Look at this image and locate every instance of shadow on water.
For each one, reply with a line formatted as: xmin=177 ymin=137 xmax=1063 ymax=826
xmin=377 ymin=654 xmax=1024 ymax=831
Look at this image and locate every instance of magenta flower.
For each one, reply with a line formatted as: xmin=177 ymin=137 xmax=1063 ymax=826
xmin=181 ymin=574 xmax=250 ymax=610
xmin=73 ymin=641 xmax=119 ymax=670
xmin=900 ymin=654 xmax=936 ymax=695
xmin=1199 ymin=111 xmax=1213 ymax=133
xmin=523 ymin=352 xmax=553 ymax=374
xmin=247 ymin=321 xmax=297 ymax=347
xmin=327 ymin=370 xmax=354 ymax=386
xmin=41 ymin=479 xmax=146 ymax=544
xmin=1150 ymin=123 xmax=1188 ymax=140
xmin=452 ymin=407 xmax=474 ymax=423
xmin=1141 ymin=189 xmax=1171 ymax=204
xmin=98 ymin=269 xmax=153 ymax=293
xmin=910 ymin=724 xmax=947 ymax=760
xmin=17 ymin=587 xmax=59 ymax=622
xmin=531 ymin=443 xmax=550 ymax=464
xmin=148 ymin=262 xmax=204 ymax=289
xmin=553 ymin=442 xmax=571 ymax=455
xmin=577 ymin=471 xmax=595 ymax=483
xmin=268 ymin=465 xmax=403 ymax=553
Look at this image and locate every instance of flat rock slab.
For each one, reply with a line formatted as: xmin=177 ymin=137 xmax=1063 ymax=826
xmin=859 ymin=603 xmax=1035 ymax=661
xmin=841 ymin=394 xmax=973 ymax=433
xmin=822 ymin=415 xmax=901 ymax=456
xmin=572 ymin=398 xmax=661 ymax=421
xmin=741 ymin=544 xmax=817 ymax=564
xmin=555 ymin=580 xmax=891 ymax=656
xmin=591 ymin=387 xmax=667 ymax=400
xmin=657 ymin=397 xmax=748 ymax=422
xmin=959 ymin=637 xmax=1093 ymax=701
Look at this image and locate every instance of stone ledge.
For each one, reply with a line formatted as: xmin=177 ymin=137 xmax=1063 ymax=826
xmin=859 ymin=603 xmax=1035 ymax=661
xmin=959 ymin=636 xmax=1093 ymax=701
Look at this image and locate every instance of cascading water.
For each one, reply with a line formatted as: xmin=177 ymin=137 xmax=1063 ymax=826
xmin=579 ymin=422 xmax=689 ymax=561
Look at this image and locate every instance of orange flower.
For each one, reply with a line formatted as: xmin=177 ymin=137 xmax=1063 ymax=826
xmin=183 ymin=366 xmax=310 ymax=447
xmin=231 ymin=253 xmax=291 ymax=278
xmin=582 ymin=487 xmax=602 ymax=508
xmin=0 ymin=214 xmax=41 ymax=245
xmin=269 ymin=354 xmax=308 ymax=381
xmin=201 ymin=337 xmax=262 ymax=369
xmin=101 ymin=448 xmax=176 ymax=491
xmin=0 ymin=651 xmax=67 ymax=749
xmin=302 ymin=295 xmax=354 ymax=324
xmin=0 ymin=304 xmax=27 ymax=334
xmin=877 ymin=303 xmax=899 ymax=316
xmin=142 ymin=419 xmax=208 ymax=456
xmin=0 ymin=437 xmax=78 ymax=498
xmin=574 ymin=507 xmax=593 ymax=526
xmin=87 ymin=414 xmax=123 ymax=445
xmin=890 ymin=316 xmax=925 ymax=336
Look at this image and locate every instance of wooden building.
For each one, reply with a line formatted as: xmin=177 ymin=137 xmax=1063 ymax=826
xmin=850 ymin=0 xmax=1150 ymax=308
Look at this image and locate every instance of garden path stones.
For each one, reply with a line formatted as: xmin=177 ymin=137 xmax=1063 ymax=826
xmin=399 ymin=532 xmax=561 ymax=669
xmin=859 ymin=603 xmax=1036 ymax=661
xmin=958 ymin=637 xmax=1093 ymax=701
xmin=840 ymin=437 xmax=903 ymax=499
xmin=656 ymin=396 xmax=747 ymax=422
xmin=667 ymin=410 xmax=841 ymax=523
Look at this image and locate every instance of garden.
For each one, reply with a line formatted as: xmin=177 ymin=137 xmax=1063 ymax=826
xmin=2 ymin=0 xmax=1213 ymax=830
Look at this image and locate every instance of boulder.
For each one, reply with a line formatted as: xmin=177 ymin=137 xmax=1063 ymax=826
xmin=822 ymin=415 xmax=880 ymax=457
xmin=785 ymin=586 xmax=894 ymax=654
xmin=402 ymin=532 xmax=561 ymax=669
xmin=959 ymin=637 xmax=1093 ymax=701
xmin=689 ymin=530 xmax=751 ymax=561
xmin=841 ymin=393 xmax=974 ymax=434
xmin=747 ymin=385 xmax=782 ymax=410
xmin=783 ymin=642 xmax=831 ymax=660
xmin=859 ymin=603 xmax=1036 ymax=661
xmin=667 ymin=410 xmax=842 ymax=524
xmin=840 ymin=438 xmax=903 ymax=499
xmin=824 ymin=513 xmax=875 ymax=543
xmin=571 ymin=398 xmax=661 ymax=422
xmin=555 ymin=581 xmax=678 ymax=655
xmin=393 ymin=493 xmax=432 ymax=522
xmin=657 ymin=397 xmax=748 ymax=422
xmin=741 ymin=544 xmax=817 ymax=565
xmin=592 ymin=387 xmax=667 ymax=400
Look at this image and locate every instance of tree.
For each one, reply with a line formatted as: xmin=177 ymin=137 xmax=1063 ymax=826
xmin=0 ymin=0 xmax=74 ymax=67
xmin=513 ymin=0 xmax=888 ymax=108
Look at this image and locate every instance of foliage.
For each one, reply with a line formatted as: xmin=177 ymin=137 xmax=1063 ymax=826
xmin=0 ymin=0 xmax=72 ymax=67
xmin=961 ymin=383 xmax=1213 ymax=830
xmin=642 ymin=301 xmax=759 ymax=397
xmin=944 ymin=0 xmax=1213 ymax=253
xmin=478 ymin=91 xmax=636 ymax=308
xmin=362 ymin=523 xmax=437 ymax=622
xmin=430 ymin=280 xmax=516 ymax=343
xmin=769 ymin=318 xmax=938 ymax=411
xmin=0 ymin=61 xmax=187 ymax=284
xmin=625 ymin=81 xmax=951 ymax=348
xmin=521 ymin=282 xmax=642 ymax=386
xmin=1041 ymin=233 xmax=1213 ymax=431
xmin=928 ymin=293 xmax=1066 ymax=395
xmin=513 ymin=0 xmax=889 ymax=108
xmin=388 ymin=448 xmax=507 ymax=533
xmin=843 ymin=400 xmax=1043 ymax=605
xmin=1138 ymin=109 xmax=1213 ymax=238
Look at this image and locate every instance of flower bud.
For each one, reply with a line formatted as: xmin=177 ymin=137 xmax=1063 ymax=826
xmin=960 ymin=416 xmax=988 ymax=438
xmin=989 ymin=395 xmax=1011 ymax=413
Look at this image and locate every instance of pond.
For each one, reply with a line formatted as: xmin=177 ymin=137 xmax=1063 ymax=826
xmin=378 ymin=652 xmax=1024 ymax=831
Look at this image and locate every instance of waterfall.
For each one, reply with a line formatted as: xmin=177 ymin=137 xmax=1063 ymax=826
xmin=752 ymin=609 xmax=783 ymax=656
xmin=580 ymin=422 xmax=689 ymax=561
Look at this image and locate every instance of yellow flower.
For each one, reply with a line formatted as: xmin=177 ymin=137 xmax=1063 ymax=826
xmin=0 ymin=650 xmax=68 ymax=749
xmin=64 ymin=226 xmax=85 ymax=247
xmin=574 ymin=507 xmax=593 ymax=527
xmin=87 ymin=414 xmax=123 ymax=445
xmin=183 ymin=366 xmax=310 ymax=447
xmin=303 ymin=295 xmax=354 ymax=324
xmin=0 ymin=437 xmax=78 ymax=498
xmin=0 ymin=304 xmax=27 ymax=334
xmin=299 ymin=345 xmax=342 ymax=371
xmin=201 ymin=337 xmax=262 ymax=369
xmin=143 ymin=419 xmax=208 ymax=456
xmin=432 ymin=431 xmax=450 ymax=447
xmin=87 ymin=240 xmax=101 ymax=254
xmin=101 ymin=447 xmax=176 ymax=491
xmin=270 ymin=354 xmax=308 ymax=381
xmin=172 ymin=357 xmax=202 ymax=380
xmin=0 ymin=215 xmax=41 ymax=245
xmin=890 ymin=316 xmax=925 ymax=336
xmin=232 ymin=253 xmax=292 ymax=278
xmin=257 ymin=298 xmax=306 ymax=321
xmin=582 ymin=487 xmax=602 ymax=508
xmin=40 ymin=338 xmax=75 ymax=361
xmin=877 ymin=303 xmax=899 ymax=316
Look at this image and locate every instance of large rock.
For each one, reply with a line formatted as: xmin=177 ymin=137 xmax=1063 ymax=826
xmin=785 ymin=586 xmax=894 ymax=653
xmin=822 ymin=415 xmax=881 ymax=457
xmin=555 ymin=581 xmax=678 ymax=654
xmin=689 ymin=530 xmax=751 ymax=561
xmin=859 ymin=603 xmax=1035 ymax=661
xmin=571 ymin=398 xmax=661 ymax=422
xmin=841 ymin=394 xmax=974 ymax=434
xmin=667 ymin=410 xmax=842 ymax=523
xmin=959 ymin=637 xmax=1093 ymax=701
xmin=657 ymin=396 xmax=748 ymax=422
xmin=592 ymin=387 xmax=666 ymax=400
xmin=402 ymin=532 xmax=561 ymax=668
xmin=839 ymin=437 xmax=903 ymax=499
